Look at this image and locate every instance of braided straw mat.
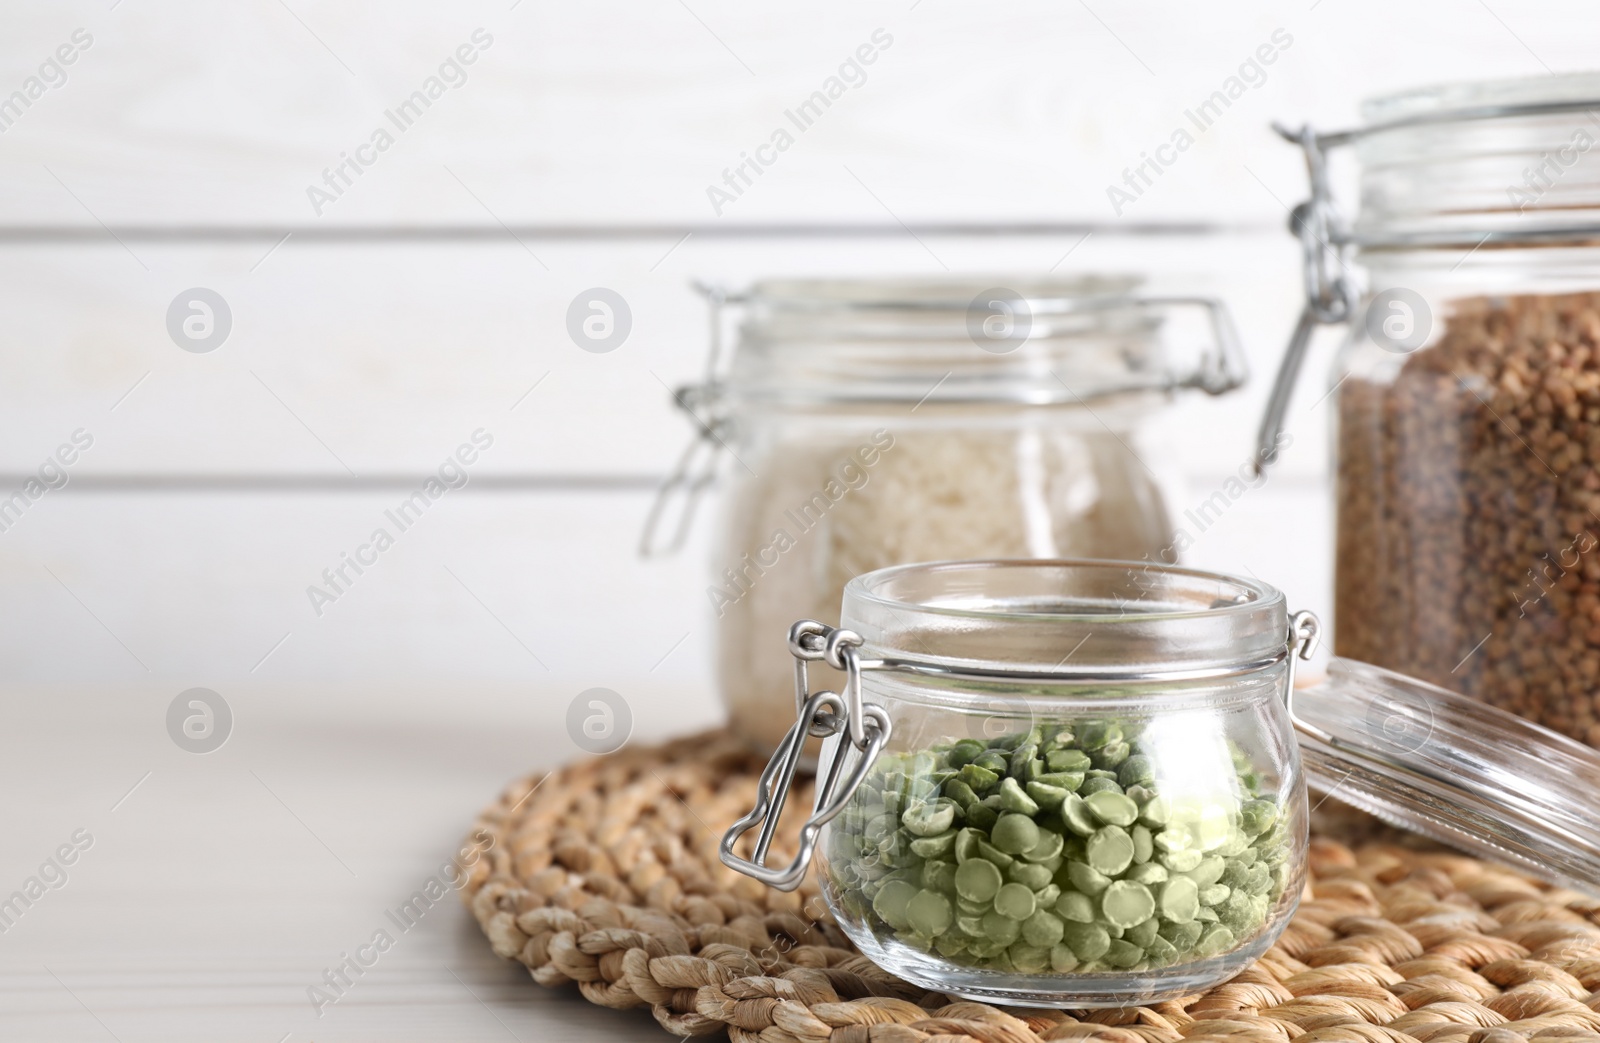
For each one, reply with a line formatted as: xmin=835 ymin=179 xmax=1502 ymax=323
xmin=462 ymin=730 xmax=1600 ymax=1043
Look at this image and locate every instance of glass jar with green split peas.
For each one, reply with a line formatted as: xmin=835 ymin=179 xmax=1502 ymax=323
xmin=724 ymin=559 xmax=1313 ymax=1007
xmin=719 ymin=558 xmax=1600 ymax=1007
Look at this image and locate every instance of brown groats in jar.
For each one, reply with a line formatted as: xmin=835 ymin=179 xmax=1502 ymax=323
xmin=1337 ymin=291 xmax=1600 ymax=746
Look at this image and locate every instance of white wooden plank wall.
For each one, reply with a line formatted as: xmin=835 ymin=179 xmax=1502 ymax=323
xmin=0 ymin=0 xmax=1590 ymax=690
xmin=2 ymin=1 xmax=1591 ymax=223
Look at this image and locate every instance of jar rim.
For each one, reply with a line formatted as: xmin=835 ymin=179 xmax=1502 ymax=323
xmin=743 ymin=275 xmax=1144 ymax=313
xmin=1362 ymin=71 xmax=1600 ymax=127
xmin=845 ymin=558 xmax=1278 ymax=623
xmin=840 ymin=559 xmax=1291 ymax=682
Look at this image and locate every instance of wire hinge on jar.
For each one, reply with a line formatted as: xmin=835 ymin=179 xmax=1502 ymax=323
xmin=1283 ymin=609 xmax=1331 ymax=744
xmin=638 ymin=282 xmax=743 ymax=559
xmin=719 ymin=621 xmax=892 ymax=891
xmin=723 ymin=611 xmax=1326 ymax=891
xmin=1251 ymin=123 xmax=1357 ymax=478
xmin=1250 ymin=91 xmax=1600 ymax=475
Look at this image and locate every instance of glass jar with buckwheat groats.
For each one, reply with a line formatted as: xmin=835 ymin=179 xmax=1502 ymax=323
xmin=1253 ymin=73 xmax=1600 ymax=747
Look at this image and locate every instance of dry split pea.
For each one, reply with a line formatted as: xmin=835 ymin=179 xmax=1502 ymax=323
xmin=826 ymin=721 xmax=1291 ymax=974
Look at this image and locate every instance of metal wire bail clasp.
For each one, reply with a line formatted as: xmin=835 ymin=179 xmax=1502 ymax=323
xmin=1252 ymin=123 xmax=1357 ymax=477
xmin=638 ymin=282 xmax=743 ymax=558
xmin=719 ymin=621 xmax=892 ymax=891
xmin=1282 ymin=610 xmax=1327 ymax=742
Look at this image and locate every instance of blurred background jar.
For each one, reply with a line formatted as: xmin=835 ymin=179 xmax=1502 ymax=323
xmin=646 ymin=277 xmax=1246 ymax=753
xmin=1258 ymin=74 xmax=1600 ymax=747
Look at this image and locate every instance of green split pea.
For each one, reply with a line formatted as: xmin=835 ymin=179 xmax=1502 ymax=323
xmin=828 ymin=721 xmax=1292 ymax=975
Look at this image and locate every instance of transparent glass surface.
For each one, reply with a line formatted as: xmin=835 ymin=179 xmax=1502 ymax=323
xmin=717 ymin=409 xmax=1177 ymax=753
xmin=1298 ymin=658 xmax=1600 ymax=897
xmin=1355 ymin=72 xmax=1600 ymax=243
xmin=713 ymin=277 xmax=1239 ymax=754
xmin=726 ymin=276 xmax=1171 ymax=407
xmin=1333 ymin=74 xmax=1600 ymax=748
xmin=813 ymin=561 xmax=1307 ymax=1007
xmin=1334 ymin=259 xmax=1600 ymax=747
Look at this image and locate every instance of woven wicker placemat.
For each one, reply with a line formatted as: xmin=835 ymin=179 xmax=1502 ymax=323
xmin=462 ymin=730 xmax=1600 ymax=1043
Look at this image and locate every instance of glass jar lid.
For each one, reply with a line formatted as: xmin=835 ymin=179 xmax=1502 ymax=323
xmin=1354 ymin=73 xmax=1600 ymax=248
xmin=1295 ymin=657 xmax=1600 ymax=896
xmin=702 ymin=276 xmax=1246 ymax=408
xmin=640 ymin=278 xmax=1246 ymax=556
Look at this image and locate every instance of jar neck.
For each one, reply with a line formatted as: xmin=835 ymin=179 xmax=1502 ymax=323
xmin=1358 ymin=243 xmax=1600 ymax=298
xmin=840 ymin=560 xmax=1290 ymax=683
xmin=717 ymin=392 xmax=1169 ymax=429
xmin=728 ymin=314 xmax=1166 ymax=409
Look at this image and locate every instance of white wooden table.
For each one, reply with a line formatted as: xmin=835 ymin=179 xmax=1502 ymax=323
xmin=1 ymin=681 xmax=725 ymax=1041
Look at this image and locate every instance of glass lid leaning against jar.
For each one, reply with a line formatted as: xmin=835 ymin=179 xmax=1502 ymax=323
xmin=642 ymin=277 xmax=1248 ymax=754
xmin=719 ymin=559 xmax=1600 ymax=1008
xmin=1255 ymin=73 xmax=1600 ymax=748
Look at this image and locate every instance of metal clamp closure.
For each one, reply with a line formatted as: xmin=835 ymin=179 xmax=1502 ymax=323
xmin=719 ymin=621 xmax=891 ymax=891
xmin=638 ymin=283 xmax=739 ymax=558
xmin=1252 ymin=124 xmax=1356 ymax=477
xmin=1282 ymin=125 xmax=1354 ymax=326
xmin=1283 ymin=610 xmax=1326 ymax=742
xmin=1249 ymin=97 xmax=1594 ymax=472
xmin=636 ymin=393 xmax=726 ymax=558
xmin=1137 ymin=295 xmax=1249 ymax=397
